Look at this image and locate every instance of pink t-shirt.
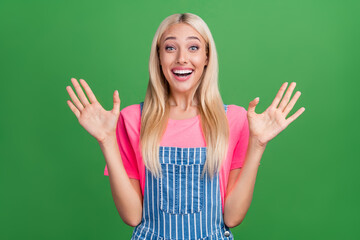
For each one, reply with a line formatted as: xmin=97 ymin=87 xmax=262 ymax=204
xmin=104 ymin=104 xmax=249 ymax=213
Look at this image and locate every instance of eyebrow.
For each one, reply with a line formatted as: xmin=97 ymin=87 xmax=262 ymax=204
xmin=163 ymin=36 xmax=201 ymax=42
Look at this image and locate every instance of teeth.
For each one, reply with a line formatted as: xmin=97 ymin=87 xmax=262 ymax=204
xmin=173 ymin=69 xmax=193 ymax=74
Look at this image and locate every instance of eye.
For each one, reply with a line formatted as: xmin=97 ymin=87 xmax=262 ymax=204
xmin=189 ymin=46 xmax=199 ymax=51
xmin=165 ymin=46 xmax=175 ymax=51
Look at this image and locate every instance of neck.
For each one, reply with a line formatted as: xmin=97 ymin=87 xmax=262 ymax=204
xmin=167 ymin=93 xmax=199 ymax=111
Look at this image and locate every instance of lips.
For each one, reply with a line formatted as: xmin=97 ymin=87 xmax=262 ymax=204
xmin=171 ymin=67 xmax=193 ymax=71
xmin=171 ymin=69 xmax=194 ymax=81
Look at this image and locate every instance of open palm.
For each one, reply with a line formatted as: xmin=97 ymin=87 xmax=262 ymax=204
xmin=247 ymin=82 xmax=305 ymax=147
xmin=66 ymin=78 xmax=121 ymax=143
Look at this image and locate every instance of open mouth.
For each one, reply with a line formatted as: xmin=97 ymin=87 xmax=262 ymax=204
xmin=171 ymin=69 xmax=194 ymax=81
xmin=172 ymin=69 xmax=193 ymax=77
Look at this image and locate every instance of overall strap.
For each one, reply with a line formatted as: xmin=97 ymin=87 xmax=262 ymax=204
xmin=224 ymin=104 xmax=228 ymax=114
xmin=140 ymin=101 xmax=228 ymax=115
xmin=140 ymin=102 xmax=144 ymax=116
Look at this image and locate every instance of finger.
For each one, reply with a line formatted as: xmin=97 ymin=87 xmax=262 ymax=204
xmin=278 ymin=82 xmax=296 ymax=111
xmin=66 ymin=85 xmax=84 ymax=111
xmin=66 ymin=99 xmax=81 ymax=119
xmin=285 ymin=107 xmax=305 ymax=125
xmin=112 ymin=90 xmax=121 ymax=115
xmin=71 ymin=78 xmax=90 ymax=106
xmin=283 ymin=91 xmax=301 ymax=116
xmin=269 ymin=82 xmax=288 ymax=109
xmin=79 ymin=79 xmax=98 ymax=104
xmin=248 ymin=97 xmax=260 ymax=115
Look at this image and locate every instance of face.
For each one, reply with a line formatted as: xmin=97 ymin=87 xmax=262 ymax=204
xmin=158 ymin=23 xmax=208 ymax=97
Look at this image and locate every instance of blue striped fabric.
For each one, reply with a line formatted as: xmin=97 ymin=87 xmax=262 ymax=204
xmin=131 ymin=103 xmax=233 ymax=240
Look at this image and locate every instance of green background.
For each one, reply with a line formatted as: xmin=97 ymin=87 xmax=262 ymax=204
xmin=1 ymin=0 xmax=359 ymax=239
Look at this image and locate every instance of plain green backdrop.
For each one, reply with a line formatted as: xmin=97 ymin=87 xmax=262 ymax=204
xmin=1 ymin=0 xmax=359 ymax=239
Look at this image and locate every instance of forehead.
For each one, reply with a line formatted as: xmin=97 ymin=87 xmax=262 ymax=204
xmin=160 ymin=23 xmax=205 ymax=43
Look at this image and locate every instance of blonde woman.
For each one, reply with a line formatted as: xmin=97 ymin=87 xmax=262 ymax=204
xmin=66 ymin=13 xmax=305 ymax=239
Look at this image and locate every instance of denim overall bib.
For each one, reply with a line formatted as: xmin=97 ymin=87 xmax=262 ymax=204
xmin=131 ymin=102 xmax=233 ymax=240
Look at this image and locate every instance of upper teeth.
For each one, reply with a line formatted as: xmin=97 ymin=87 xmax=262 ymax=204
xmin=173 ymin=69 xmax=193 ymax=74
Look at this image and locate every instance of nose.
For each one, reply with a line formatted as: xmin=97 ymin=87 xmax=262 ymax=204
xmin=176 ymin=47 xmax=188 ymax=64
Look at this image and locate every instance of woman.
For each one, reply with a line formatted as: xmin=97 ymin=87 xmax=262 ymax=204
xmin=66 ymin=13 xmax=305 ymax=239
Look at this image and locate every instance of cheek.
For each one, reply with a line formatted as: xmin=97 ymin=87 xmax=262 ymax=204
xmin=159 ymin=54 xmax=173 ymax=68
xmin=193 ymin=54 xmax=208 ymax=67
xmin=159 ymin=56 xmax=172 ymax=78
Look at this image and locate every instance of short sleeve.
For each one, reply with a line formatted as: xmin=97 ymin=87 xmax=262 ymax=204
xmin=230 ymin=109 xmax=250 ymax=170
xmin=104 ymin=107 xmax=140 ymax=179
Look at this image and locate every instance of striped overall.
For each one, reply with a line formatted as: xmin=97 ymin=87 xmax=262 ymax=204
xmin=131 ymin=103 xmax=233 ymax=240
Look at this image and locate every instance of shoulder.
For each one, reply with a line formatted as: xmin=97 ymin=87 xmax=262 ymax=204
xmin=118 ymin=104 xmax=142 ymax=134
xmin=226 ymin=104 xmax=248 ymax=130
xmin=226 ymin=104 xmax=247 ymax=119
xmin=120 ymin=104 xmax=141 ymax=121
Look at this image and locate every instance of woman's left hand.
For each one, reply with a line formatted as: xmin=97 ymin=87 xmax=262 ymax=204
xmin=247 ymin=82 xmax=305 ymax=148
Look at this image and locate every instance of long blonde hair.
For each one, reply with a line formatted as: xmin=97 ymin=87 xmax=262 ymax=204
xmin=140 ymin=13 xmax=229 ymax=179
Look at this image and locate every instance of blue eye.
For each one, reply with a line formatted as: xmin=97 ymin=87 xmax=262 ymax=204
xmin=190 ymin=46 xmax=199 ymax=51
xmin=165 ymin=46 xmax=175 ymax=51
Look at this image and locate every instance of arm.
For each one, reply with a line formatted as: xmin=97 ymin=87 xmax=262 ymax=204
xmin=66 ymin=78 xmax=143 ymax=227
xmin=224 ymin=82 xmax=305 ymax=228
xmin=223 ymin=137 xmax=265 ymax=228
xmin=99 ymin=135 xmax=143 ymax=227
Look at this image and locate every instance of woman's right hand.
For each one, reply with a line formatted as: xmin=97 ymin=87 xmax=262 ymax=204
xmin=66 ymin=78 xmax=121 ymax=144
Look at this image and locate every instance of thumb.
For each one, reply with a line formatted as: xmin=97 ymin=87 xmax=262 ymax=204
xmin=248 ymin=97 xmax=260 ymax=115
xmin=112 ymin=90 xmax=121 ymax=115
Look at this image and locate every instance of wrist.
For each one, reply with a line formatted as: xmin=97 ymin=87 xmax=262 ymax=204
xmin=249 ymin=135 xmax=267 ymax=151
xmin=98 ymin=133 xmax=117 ymax=147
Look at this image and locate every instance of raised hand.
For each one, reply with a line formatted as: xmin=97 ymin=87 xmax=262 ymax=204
xmin=247 ymin=82 xmax=305 ymax=147
xmin=66 ymin=78 xmax=121 ymax=143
